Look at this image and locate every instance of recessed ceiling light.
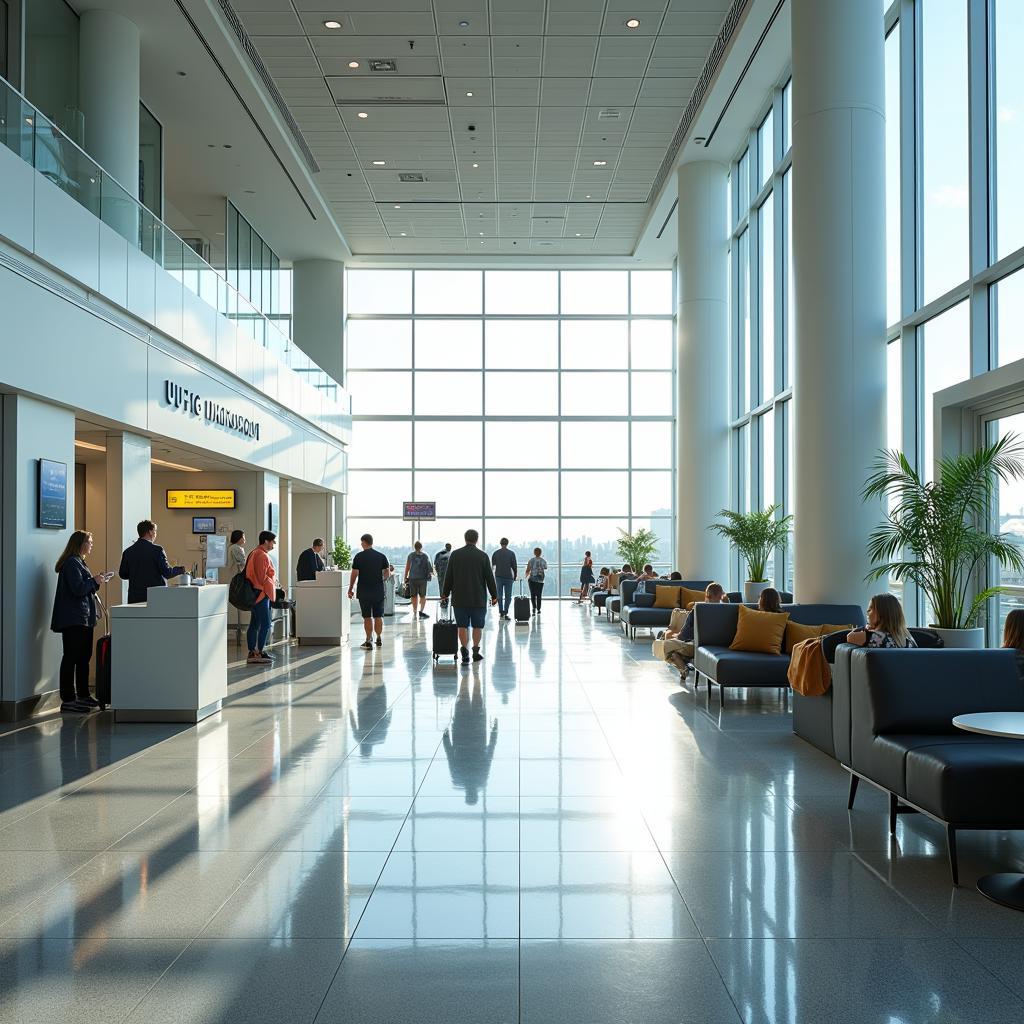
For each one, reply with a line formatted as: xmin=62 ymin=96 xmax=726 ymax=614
xmin=479 ymin=231 xmax=484 ymax=235
xmin=223 ymin=144 xmax=232 ymax=149
xmin=152 ymin=457 xmax=202 ymax=473
xmin=324 ymin=20 xmax=342 ymax=30
xmin=593 ymin=160 xmax=607 ymax=166
xmin=466 ymin=91 xmax=473 ymax=97
xmin=400 ymin=232 xmax=407 ymax=236
xmin=472 ymin=162 xmax=479 ymax=168
xmin=372 ymin=160 xmax=386 ymax=165
xmin=74 ymin=439 xmax=107 ymax=453
xmin=585 ymin=194 xmax=591 ymax=198
xmin=458 ymin=20 xmax=470 ymax=28
xmin=176 ymin=70 xmax=187 ymax=77
xmin=348 ymin=61 xmax=360 ymax=69
xmin=394 ymin=204 xmax=401 ymax=209
xmin=357 ymin=111 xmax=368 ymax=119
xmin=575 ymin=233 xmax=581 ymax=237
xmin=625 ymin=18 xmax=641 ymax=29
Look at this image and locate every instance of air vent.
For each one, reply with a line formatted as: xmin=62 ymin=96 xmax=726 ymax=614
xmin=370 ymin=59 xmax=397 ymax=72
xmin=399 ymin=172 xmax=425 ymax=182
xmin=598 ymin=109 xmax=622 ymax=120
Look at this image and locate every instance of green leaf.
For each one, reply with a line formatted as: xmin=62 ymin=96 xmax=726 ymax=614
xmin=708 ymin=505 xmax=792 ymax=582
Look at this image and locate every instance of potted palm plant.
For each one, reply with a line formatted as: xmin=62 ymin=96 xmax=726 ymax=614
xmin=862 ymin=435 xmax=1024 ymax=648
xmin=331 ymin=536 xmax=352 ymax=571
xmin=616 ymin=527 xmax=659 ymax=575
xmin=709 ymin=506 xmax=792 ymax=603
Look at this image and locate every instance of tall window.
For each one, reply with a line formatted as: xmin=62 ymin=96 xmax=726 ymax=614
xmin=345 ymin=269 xmax=675 ymax=597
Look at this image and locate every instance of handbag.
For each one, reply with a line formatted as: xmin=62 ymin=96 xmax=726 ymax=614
xmin=228 ymin=551 xmax=261 ymax=610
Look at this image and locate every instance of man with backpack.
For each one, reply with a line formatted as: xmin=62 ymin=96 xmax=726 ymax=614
xmin=403 ymin=540 xmax=433 ymax=620
xmin=434 ymin=542 xmax=452 ymax=608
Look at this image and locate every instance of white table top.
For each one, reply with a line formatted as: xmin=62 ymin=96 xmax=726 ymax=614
xmin=952 ymin=711 xmax=1024 ymax=739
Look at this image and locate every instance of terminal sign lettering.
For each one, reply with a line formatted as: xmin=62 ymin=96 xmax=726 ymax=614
xmin=164 ymin=380 xmax=261 ymax=441
xmin=167 ymin=489 xmax=237 ymax=509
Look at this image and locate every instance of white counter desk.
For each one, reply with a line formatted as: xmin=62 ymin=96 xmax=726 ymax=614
xmin=110 ymin=583 xmax=228 ymax=723
xmin=293 ymin=570 xmax=351 ymax=645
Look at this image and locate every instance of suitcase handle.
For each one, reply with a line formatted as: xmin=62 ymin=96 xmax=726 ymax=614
xmin=94 ymin=592 xmax=110 ymax=634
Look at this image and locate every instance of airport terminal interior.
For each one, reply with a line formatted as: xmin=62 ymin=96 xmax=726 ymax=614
xmin=5 ymin=0 xmax=1024 ymax=1021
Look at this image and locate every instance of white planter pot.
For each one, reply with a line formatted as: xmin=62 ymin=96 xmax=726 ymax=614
xmin=929 ymin=626 xmax=985 ymax=649
xmin=743 ymin=581 xmax=771 ymax=604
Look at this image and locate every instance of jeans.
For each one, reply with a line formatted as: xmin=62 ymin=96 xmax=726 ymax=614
xmin=496 ymin=577 xmax=514 ymax=615
xmin=59 ymin=626 xmax=94 ymax=702
xmin=529 ymin=580 xmax=544 ymax=611
xmin=247 ymin=598 xmax=272 ymax=653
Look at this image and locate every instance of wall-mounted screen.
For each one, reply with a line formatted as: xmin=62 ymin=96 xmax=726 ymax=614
xmin=38 ymin=459 xmax=68 ymax=529
xmin=166 ymin=489 xmax=236 ymax=509
xmin=403 ymin=501 xmax=436 ymax=521
xmin=192 ymin=516 xmax=216 ymax=535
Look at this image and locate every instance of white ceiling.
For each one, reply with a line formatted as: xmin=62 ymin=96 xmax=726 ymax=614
xmin=231 ymin=0 xmax=732 ymax=258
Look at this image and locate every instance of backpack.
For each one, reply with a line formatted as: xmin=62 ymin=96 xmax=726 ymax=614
xmin=229 ymin=551 xmax=261 ymax=611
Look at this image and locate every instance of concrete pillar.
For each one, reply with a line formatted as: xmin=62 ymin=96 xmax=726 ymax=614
xmin=78 ymin=10 xmax=140 ymax=197
xmin=675 ymin=160 xmax=731 ymax=584
xmin=278 ymin=479 xmax=293 ymax=589
xmin=292 ymin=259 xmax=345 ymax=386
xmin=104 ymin=432 xmax=151 ymax=607
xmin=791 ymin=0 xmax=886 ymax=605
xmin=255 ymin=472 xmax=281 ymax=574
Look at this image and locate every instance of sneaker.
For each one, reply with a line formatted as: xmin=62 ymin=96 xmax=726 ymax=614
xmin=253 ymin=653 xmax=272 ymax=664
xmin=246 ymin=651 xmax=262 ymax=664
xmin=260 ymin=649 xmax=275 ymax=661
xmin=418 ymin=611 xmax=429 ymax=619
xmin=472 ymin=647 xmax=483 ymax=662
xmin=460 ymin=646 xmax=470 ymax=663
xmin=375 ymin=637 xmax=383 ymax=647
xmin=360 ymin=641 xmax=373 ymax=650
xmin=60 ymin=700 xmax=91 ymax=713
xmin=78 ymin=696 xmax=101 ymax=708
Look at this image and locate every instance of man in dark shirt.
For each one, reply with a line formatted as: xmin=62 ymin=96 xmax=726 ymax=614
xmin=490 ymin=538 xmax=518 ymax=621
xmin=348 ymin=533 xmax=391 ymax=649
xmin=434 ymin=543 xmax=453 ymax=608
xmin=441 ymin=529 xmax=498 ymax=663
xmin=296 ymin=538 xmax=326 ymax=582
xmin=118 ymin=520 xmax=185 ymax=604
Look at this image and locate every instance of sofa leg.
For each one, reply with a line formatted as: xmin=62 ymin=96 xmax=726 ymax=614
xmin=947 ymin=825 xmax=960 ymax=887
xmin=719 ymin=683 xmax=726 ymax=708
xmin=888 ymin=792 xmax=899 ymax=836
xmin=847 ymin=775 xmax=859 ymax=810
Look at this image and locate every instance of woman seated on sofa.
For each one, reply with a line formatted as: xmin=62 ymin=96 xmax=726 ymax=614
xmin=758 ymin=588 xmax=782 ymax=613
xmin=658 ymin=582 xmax=728 ymax=671
xmin=1002 ymin=609 xmax=1024 ymax=678
xmin=595 ymin=567 xmax=611 ymax=592
xmin=847 ymin=593 xmax=917 ymax=648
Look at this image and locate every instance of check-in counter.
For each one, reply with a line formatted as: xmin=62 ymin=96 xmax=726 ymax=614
xmin=293 ymin=570 xmax=351 ymax=645
xmin=110 ymin=583 xmax=228 ymax=723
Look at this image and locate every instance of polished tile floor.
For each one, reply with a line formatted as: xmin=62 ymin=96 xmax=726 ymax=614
xmin=2 ymin=605 xmax=1024 ymax=1023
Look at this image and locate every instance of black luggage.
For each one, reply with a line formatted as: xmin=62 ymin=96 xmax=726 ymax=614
xmin=514 ymin=581 xmax=531 ymax=623
xmin=432 ymin=606 xmax=459 ymax=662
xmin=94 ymin=596 xmax=111 ymax=707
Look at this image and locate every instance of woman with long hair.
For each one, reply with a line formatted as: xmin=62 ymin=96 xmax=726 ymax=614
xmin=50 ymin=531 xmax=109 ymax=712
xmin=758 ymin=588 xmax=782 ymax=613
xmin=578 ymin=550 xmax=595 ymax=603
xmin=847 ymin=593 xmax=916 ymax=648
xmin=1002 ymin=609 xmax=1024 ymax=678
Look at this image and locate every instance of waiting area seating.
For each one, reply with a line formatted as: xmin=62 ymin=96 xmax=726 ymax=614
xmin=618 ymin=578 xmax=713 ymax=639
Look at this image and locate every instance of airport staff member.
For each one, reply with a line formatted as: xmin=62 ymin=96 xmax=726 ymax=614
xmin=296 ymin=538 xmax=326 ymax=582
xmin=118 ymin=520 xmax=185 ymax=604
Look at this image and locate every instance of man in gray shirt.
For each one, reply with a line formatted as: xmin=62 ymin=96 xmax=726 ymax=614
xmin=441 ymin=529 xmax=498 ymax=663
xmin=490 ymin=538 xmax=518 ymax=621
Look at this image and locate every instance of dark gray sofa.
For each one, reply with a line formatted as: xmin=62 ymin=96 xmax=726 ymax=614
xmin=845 ymin=647 xmax=1024 ymax=884
xmin=693 ymin=602 xmax=864 ymax=705
xmin=619 ymin=579 xmax=713 ymax=640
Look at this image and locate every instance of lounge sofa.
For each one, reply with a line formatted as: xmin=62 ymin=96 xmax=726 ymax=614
xmin=619 ymin=579 xmax=713 ymax=640
xmin=844 ymin=647 xmax=1024 ymax=884
xmin=693 ymin=602 xmax=864 ymax=705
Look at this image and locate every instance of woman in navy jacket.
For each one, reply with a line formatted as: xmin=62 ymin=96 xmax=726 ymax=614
xmin=51 ymin=531 xmax=106 ymax=712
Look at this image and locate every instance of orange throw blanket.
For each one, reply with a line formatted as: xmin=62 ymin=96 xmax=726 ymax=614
xmin=787 ymin=637 xmax=830 ymax=697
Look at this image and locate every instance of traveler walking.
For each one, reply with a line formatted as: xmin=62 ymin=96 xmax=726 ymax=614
xmin=403 ymin=540 xmax=433 ymax=620
xmin=118 ymin=520 xmax=186 ymax=603
xmin=296 ymin=538 xmax=326 ymax=582
xmin=434 ymin=542 xmax=453 ymax=607
xmin=440 ymin=529 xmax=498 ymax=663
xmin=245 ymin=531 xmax=277 ymax=665
xmin=526 ymin=547 xmax=548 ymax=615
xmin=490 ymin=537 xmax=518 ymax=621
xmin=349 ymin=533 xmax=392 ymax=649
xmin=578 ymin=550 xmax=595 ymax=603
xmin=51 ymin=531 xmax=112 ymax=712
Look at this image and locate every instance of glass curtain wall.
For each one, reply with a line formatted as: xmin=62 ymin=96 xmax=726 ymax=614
xmin=226 ymin=200 xmax=285 ymax=325
xmin=345 ymin=269 xmax=676 ymax=598
xmin=729 ymin=79 xmax=793 ymax=592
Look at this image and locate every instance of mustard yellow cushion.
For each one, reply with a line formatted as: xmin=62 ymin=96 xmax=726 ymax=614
xmin=677 ymin=586 xmax=706 ymax=608
xmin=730 ymin=605 xmax=790 ymax=655
xmin=784 ymin=621 xmax=824 ymax=654
xmin=654 ymin=585 xmax=680 ymax=609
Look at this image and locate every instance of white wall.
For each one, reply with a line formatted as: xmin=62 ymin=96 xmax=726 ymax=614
xmin=293 ymin=492 xmax=336 ymax=560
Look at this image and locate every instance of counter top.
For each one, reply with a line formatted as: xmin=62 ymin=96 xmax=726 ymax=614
xmin=111 ymin=583 xmax=229 ymax=619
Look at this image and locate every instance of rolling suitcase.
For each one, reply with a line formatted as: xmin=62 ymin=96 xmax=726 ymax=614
xmin=513 ymin=581 xmax=531 ymax=624
xmin=94 ymin=596 xmax=111 ymax=708
xmin=432 ymin=606 xmax=459 ymax=662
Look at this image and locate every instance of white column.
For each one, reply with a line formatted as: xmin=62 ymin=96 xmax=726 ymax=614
xmin=104 ymin=432 xmax=151 ymax=607
xmin=676 ymin=160 xmax=731 ymax=584
xmin=78 ymin=10 xmax=140 ymax=197
xmin=791 ymin=0 xmax=886 ymax=606
xmin=292 ymin=259 xmax=345 ymax=386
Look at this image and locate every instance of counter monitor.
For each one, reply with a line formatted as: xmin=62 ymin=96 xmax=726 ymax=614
xmin=192 ymin=516 xmax=216 ymax=535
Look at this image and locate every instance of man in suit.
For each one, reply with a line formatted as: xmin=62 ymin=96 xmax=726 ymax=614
xmin=296 ymin=538 xmax=326 ymax=582
xmin=119 ymin=520 xmax=186 ymax=604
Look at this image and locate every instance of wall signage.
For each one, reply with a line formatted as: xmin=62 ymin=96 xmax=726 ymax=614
xmin=164 ymin=379 xmax=260 ymax=441
xmin=403 ymin=501 xmax=436 ymax=521
xmin=166 ymin=489 xmax=237 ymax=509
xmin=37 ymin=459 xmax=68 ymax=529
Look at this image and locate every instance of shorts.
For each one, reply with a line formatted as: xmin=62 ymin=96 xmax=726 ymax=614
xmin=407 ymin=579 xmax=427 ymax=599
xmin=358 ymin=596 xmax=385 ymax=619
xmin=453 ymin=606 xmax=487 ymax=629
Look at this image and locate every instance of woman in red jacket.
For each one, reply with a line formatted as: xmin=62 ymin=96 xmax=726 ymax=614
xmin=245 ymin=530 xmax=277 ymax=664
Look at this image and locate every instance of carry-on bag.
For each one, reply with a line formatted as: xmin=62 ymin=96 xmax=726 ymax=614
xmin=94 ymin=595 xmax=112 ymax=708
xmin=514 ymin=580 xmax=531 ymax=623
xmin=432 ymin=605 xmax=459 ymax=662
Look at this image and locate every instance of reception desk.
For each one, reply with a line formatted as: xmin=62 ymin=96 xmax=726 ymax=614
xmin=293 ymin=570 xmax=351 ymax=645
xmin=110 ymin=583 xmax=228 ymax=723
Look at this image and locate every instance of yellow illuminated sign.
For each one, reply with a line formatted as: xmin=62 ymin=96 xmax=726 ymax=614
xmin=166 ymin=489 xmax=236 ymax=509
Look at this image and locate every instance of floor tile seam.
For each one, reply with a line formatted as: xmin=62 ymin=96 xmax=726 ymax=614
xmin=0 ymin=848 xmax=109 ymax=928
xmin=947 ymin=933 xmax=1024 ymax=1004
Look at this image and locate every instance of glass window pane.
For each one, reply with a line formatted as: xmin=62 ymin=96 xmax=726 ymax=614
xmin=630 ymin=372 xmax=673 ymax=416
xmin=560 ymin=271 xmax=628 ymax=314
xmin=347 ymin=270 xmax=412 ymax=314
xmin=887 ymin=340 xmax=901 ymax=454
xmin=921 ymin=0 xmax=969 ymax=303
xmin=415 ymin=270 xmax=482 ymax=314
xmin=994 ymin=0 xmax=1024 ymax=260
xmin=631 ymin=471 xmax=673 ymax=518
xmin=415 ymin=320 xmax=482 ymax=368
xmin=347 ymin=320 xmax=412 ymax=369
xmin=758 ymin=109 xmax=774 ymax=187
xmin=922 ymin=300 xmax=970 ymax=480
xmin=738 ymin=148 xmax=750 ymax=211
xmin=562 ymin=372 xmax=628 ymax=416
xmin=562 ymin=472 xmax=628 ymax=516
xmin=760 ymin=193 xmax=775 ymax=401
xmin=783 ymin=79 xmax=792 ymax=153
xmin=995 ymin=267 xmax=1024 ymax=366
xmin=561 ymin=519 xmax=628 ymax=572
xmin=885 ymin=25 xmax=901 ymax=327
xmin=485 ymin=471 xmax=558 ymax=516
xmin=485 ymin=271 xmax=558 ymax=314
xmin=482 ymin=520 xmax=558 ymax=564
xmin=630 ymin=271 xmax=673 ymax=314
xmin=485 ymin=320 xmax=558 ymax=368
xmin=784 ymin=170 xmax=794 ymax=388
xmin=348 ymin=371 xmax=411 ymax=415
xmin=561 ymin=321 xmax=628 ymax=369
xmin=415 ymin=371 xmax=481 ymax=416
xmin=486 ymin=422 xmax=558 ymax=468
xmin=631 ymin=421 xmax=673 ymax=469
xmin=345 ymin=518 xmax=409 ymax=569
xmin=631 ymin=517 xmax=673 ymax=568
xmin=350 ymin=421 xmax=411 ymax=468
xmin=485 ymin=371 xmax=558 ymax=416
xmin=631 ymin=320 xmax=673 ymax=369
xmin=737 ymin=228 xmax=751 ymax=413
xmin=415 ymin=421 xmax=482 ymax=468
xmin=562 ymin=422 xmax=629 ymax=468
xmin=347 ymin=471 xmax=411 ymax=516
xmin=760 ymin=411 xmax=775 ymax=510
xmin=414 ymin=471 xmax=482 ymax=515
